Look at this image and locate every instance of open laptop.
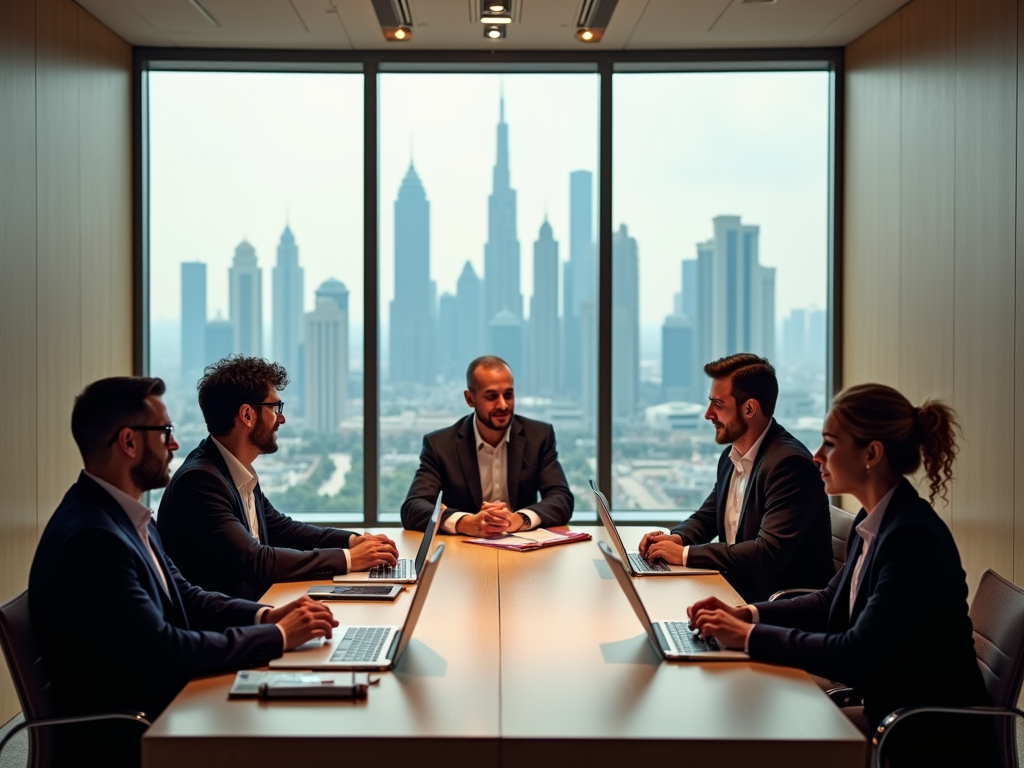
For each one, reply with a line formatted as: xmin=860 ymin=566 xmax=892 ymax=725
xmin=589 ymin=479 xmax=716 ymax=576
xmin=334 ymin=492 xmax=443 ymax=584
xmin=598 ymin=541 xmax=747 ymax=661
xmin=271 ymin=543 xmax=445 ymax=671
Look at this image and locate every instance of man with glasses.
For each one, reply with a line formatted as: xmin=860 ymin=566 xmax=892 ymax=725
xmin=29 ymin=377 xmax=338 ymax=767
xmin=158 ymin=356 xmax=398 ymax=601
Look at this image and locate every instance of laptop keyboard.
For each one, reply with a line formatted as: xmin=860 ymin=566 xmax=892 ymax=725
xmin=666 ymin=621 xmax=721 ymax=653
xmin=628 ymin=552 xmax=671 ymax=573
xmin=330 ymin=626 xmax=390 ymax=663
xmin=369 ymin=558 xmax=412 ymax=580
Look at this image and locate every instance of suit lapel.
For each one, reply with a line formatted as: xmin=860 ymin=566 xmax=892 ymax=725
xmin=829 ymin=515 xmax=864 ymax=629
xmin=456 ymin=415 xmax=483 ymax=512
xmin=148 ymin=526 xmax=188 ymax=628
xmin=715 ymin=454 xmax=732 ymax=536
xmin=253 ymin=484 xmax=268 ymax=543
xmin=202 ymin=437 xmax=254 ymax=536
xmin=506 ymin=418 xmax=526 ymax=511
xmin=735 ymin=421 xmax=780 ymax=539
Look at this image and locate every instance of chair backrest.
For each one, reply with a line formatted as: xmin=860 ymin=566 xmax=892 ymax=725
xmin=970 ymin=569 xmax=1024 ymax=708
xmin=829 ymin=505 xmax=856 ymax=573
xmin=0 ymin=590 xmax=56 ymax=767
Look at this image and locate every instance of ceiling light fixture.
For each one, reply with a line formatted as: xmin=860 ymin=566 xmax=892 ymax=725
xmin=574 ymin=0 xmax=618 ymax=43
xmin=387 ymin=26 xmax=412 ymax=40
xmin=371 ymin=0 xmax=415 ymax=42
xmin=485 ymin=24 xmax=506 ymax=39
xmin=576 ymin=28 xmax=601 ymax=42
xmin=479 ymin=0 xmax=512 ymax=24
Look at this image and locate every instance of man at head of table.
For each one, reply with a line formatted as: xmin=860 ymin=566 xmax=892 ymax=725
xmin=400 ymin=355 xmax=574 ymax=537
xmin=639 ymin=353 xmax=833 ymax=603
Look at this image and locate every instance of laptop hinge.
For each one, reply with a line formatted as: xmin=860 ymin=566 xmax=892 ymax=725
xmin=651 ymin=622 xmax=672 ymax=655
xmin=385 ymin=630 xmax=401 ymax=660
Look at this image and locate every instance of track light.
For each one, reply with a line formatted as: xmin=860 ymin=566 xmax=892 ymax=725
xmin=480 ymin=0 xmax=512 ymax=24
xmin=484 ymin=24 xmax=506 ymax=39
xmin=384 ymin=25 xmax=412 ymax=41
xmin=575 ymin=27 xmax=603 ymax=42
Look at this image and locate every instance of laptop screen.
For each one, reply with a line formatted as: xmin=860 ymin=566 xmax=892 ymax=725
xmin=597 ymin=541 xmax=664 ymax=650
xmin=589 ymin=480 xmax=632 ymax=565
xmin=390 ymin=542 xmax=444 ymax=663
xmin=412 ymin=491 xmax=443 ymax=572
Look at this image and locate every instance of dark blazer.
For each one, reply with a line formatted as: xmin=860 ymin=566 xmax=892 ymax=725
xmin=747 ymin=480 xmax=991 ymax=765
xmin=29 ymin=473 xmax=283 ymax=768
xmin=672 ymin=420 xmax=833 ymax=602
xmin=157 ymin=437 xmax=357 ymax=601
xmin=401 ymin=414 xmax=574 ymax=531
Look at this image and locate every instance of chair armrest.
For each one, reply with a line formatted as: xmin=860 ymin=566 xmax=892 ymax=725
xmin=768 ymin=588 xmax=817 ymax=602
xmin=0 ymin=711 xmax=150 ymax=760
xmin=873 ymin=705 xmax=1024 ymax=768
xmin=825 ymin=687 xmax=862 ymax=707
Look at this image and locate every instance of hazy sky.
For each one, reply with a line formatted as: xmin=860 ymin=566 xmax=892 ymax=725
xmin=148 ymin=69 xmax=829 ymax=334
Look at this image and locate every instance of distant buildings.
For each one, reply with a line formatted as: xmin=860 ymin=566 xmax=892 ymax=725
xmin=305 ymin=279 xmax=349 ymax=433
xmin=272 ymin=225 xmax=304 ymax=399
xmin=528 ymin=218 xmax=559 ymax=396
xmin=562 ymin=170 xmax=594 ymax=400
xmin=229 ymin=240 xmax=262 ymax=356
xmin=180 ymin=262 xmax=207 ymax=381
xmin=612 ymin=224 xmax=639 ymax=420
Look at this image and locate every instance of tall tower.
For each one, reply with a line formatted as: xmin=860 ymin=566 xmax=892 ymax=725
xmin=612 ymin=224 xmax=639 ymax=420
xmin=305 ymin=279 xmax=349 ymax=433
xmin=180 ymin=262 xmax=207 ymax=381
xmin=272 ymin=225 xmax=304 ymax=382
xmin=389 ymin=162 xmax=435 ymax=385
xmin=455 ymin=261 xmax=483 ymax=371
xmin=483 ymin=93 xmax=523 ymax=329
xmin=529 ymin=218 xmax=559 ymax=396
xmin=562 ymin=170 xmax=594 ymax=399
xmin=229 ymin=240 xmax=262 ymax=356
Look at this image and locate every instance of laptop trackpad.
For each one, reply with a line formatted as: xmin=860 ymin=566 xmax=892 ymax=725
xmin=292 ymin=637 xmax=327 ymax=652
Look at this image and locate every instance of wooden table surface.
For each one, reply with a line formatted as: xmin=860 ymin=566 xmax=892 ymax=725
xmin=143 ymin=526 xmax=865 ymax=768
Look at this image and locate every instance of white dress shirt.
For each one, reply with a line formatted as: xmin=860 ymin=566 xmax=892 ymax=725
xmin=682 ymin=420 xmax=772 ymax=565
xmin=442 ymin=418 xmax=542 ymax=534
xmin=210 ymin=436 xmax=351 ymax=570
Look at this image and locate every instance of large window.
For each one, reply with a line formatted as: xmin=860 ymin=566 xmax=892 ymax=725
xmin=147 ymin=71 xmax=364 ymax=519
xmin=141 ymin=59 xmax=835 ymax=525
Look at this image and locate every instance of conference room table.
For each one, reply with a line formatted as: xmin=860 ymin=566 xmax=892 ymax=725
xmin=142 ymin=526 xmax=866 ymax=768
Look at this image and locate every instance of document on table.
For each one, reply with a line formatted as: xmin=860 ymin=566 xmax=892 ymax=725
xmin=463 ymin=528 xmax=592 ymax=551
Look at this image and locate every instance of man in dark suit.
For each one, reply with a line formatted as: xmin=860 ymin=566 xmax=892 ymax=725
xmin=29 ymin=377 xmax=338 ymax=767
xmin=158 ymin=356 xmax=398 ymax=601
xmin=401 ymin=355 xmax=573 ymax=535
xmin=640 ymin=354 xmax=832 ymax=602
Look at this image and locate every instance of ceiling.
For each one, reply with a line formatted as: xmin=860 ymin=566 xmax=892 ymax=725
xmin=74 ymin=0 xmax=909 ymax=51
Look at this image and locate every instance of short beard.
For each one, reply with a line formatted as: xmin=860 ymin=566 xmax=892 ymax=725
xmin=479 ymin=409 xmax=512 ymax=432
xmin=131 ymin=442 xmax=171 ymax=491
xmin=250 ymin=416 xmax=279 ymax=455
xmin=715 ymin=414 xmax=749 ymax=445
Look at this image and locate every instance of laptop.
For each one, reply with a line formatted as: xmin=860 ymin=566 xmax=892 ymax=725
xmin=334 ymin=492 xmax=443 ymax=584
xmin=271 ymin=543 xmax=445 ymax=671
xmin=589 ymin=479 xmax=716 ymax=576
xmin=598 ymin=541 xmax=747 ymax=661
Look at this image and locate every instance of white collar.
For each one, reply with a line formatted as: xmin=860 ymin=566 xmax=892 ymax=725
xmin=210 ymin=436 xmax=258 ymax=491
xmin=472 ymin=416 xmax=511 ymax=450
xmin=728 ymin=419 xmax=773 ymax=472
xmin=857 ymin=483 xmax=900 ymax=539
xmin=83 ymin=471 xmax=153 ymax=532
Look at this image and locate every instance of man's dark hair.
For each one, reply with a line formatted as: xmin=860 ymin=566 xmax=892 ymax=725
xmin=198 ymin=355 xmax=289 ymax=437
xmin=704 ymin=353 xmax=778 ymax=417
xmin=465 ymin=355 xmax=512 ymax=391
xmin=71 ymin=377 xmax=166 ymax=464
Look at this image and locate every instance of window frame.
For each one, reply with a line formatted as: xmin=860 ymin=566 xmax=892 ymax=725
xmin=133 ymin=47 xmax=843 ymax=527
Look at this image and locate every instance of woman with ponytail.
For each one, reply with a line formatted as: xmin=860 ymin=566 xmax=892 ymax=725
xmin=687 ymin=384 xmax=993 ymax=766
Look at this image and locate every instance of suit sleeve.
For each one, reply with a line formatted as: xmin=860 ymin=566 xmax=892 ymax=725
xmin=747 ymin=522 xmax=940 ymax=686
xmin=169 ymin=468 xmax=354 ymax=582
xmin=521 ymin=425 xmax=574 ymax=527
xmin=61 ymin=528 xmax=282 ymax=682
xmin=748 ymin=567 xmax=842 ymax=632
xmin=682 ymin=454 xmax=825 ymax=579
xmin=672 ymin=487 xmax=719 ymax=544
xmin=260 ymin=491 xmax=355 ymax=555
xmin=401 ymin=434 xmax=449 ymax=532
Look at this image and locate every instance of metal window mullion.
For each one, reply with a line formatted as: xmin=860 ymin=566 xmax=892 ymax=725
xmin=363 ymin=62 xmax=380 ymax=528
xmin=597 ymin=61 xmax=613 ymax=506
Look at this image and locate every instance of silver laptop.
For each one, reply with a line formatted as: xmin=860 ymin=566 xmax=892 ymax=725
xmin=598 ymin=541 xmax=747 ymax=661
xmin=271 ymin=543 xmax=445 ymax=671
xmin=334 ymin=492 xmax=443 ymax=584
xmin=589 ymin=479 xmax=716 ymax=576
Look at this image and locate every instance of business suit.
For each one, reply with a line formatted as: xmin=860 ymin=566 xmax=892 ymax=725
xmin=29 ymin=473 xmax=283 ymax=767
xmin=401 ymin=413 xmax=573 ymax=531
xmin=157 ymin=437 xmax=357 ymax=601
xmin=672 ymin=420 xmax=833 ymax=603
xmin=748 ymin=479 xmax=991 ymax=765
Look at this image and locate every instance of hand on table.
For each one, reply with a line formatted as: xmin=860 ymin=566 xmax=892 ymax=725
xmin=264 ymin=596 xmax=340 ymax=650
xmin=687 ymin=596 xmax=754 ymax=651
xmin=455 ymin=502 xmax=517 ymax=537
xmin=640 ymin=532 xmax=685 ymax=565
xmin=347 ymin=535 xmax=399 ymax=571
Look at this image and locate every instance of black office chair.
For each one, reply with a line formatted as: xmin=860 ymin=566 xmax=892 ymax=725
xmin=870 ymin=569 xmax=1024 ymax=768
xmin=0 ymin=590 xmax=150 ymax=768
xmin=768 ymin=505 xmax=856 ymax=602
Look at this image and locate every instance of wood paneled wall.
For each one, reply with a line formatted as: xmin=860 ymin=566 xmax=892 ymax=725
xmin=844 ymin=0 xmax=1024 ymax=592
xmin=0 ymin=0 xmax=132 ymax=723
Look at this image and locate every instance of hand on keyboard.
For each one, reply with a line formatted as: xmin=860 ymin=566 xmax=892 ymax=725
xmin=349 ymin=536 xmax=399 ymax=572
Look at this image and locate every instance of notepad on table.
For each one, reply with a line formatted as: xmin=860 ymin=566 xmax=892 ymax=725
xmin=463 ymin=528 xmax=591 ymax=551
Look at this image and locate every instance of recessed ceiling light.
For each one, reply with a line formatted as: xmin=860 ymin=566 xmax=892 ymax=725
xmin=575 ymin=27 xmax=603 ymax=42
xmin=485 ymin=24 xmax=506 ymax=39
xmin=479 ymin=0 xmax=512 ymax=24
xmin=488 ymin=2 xmax=506 ymax=11
xmin=384 ymin=25 xmax=412 ymax=41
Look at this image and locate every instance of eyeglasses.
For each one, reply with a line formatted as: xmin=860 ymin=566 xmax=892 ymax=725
xmin=108 ymin=424 xmax=175 ymax=446
xmin=252 ymin=401 xmax=285 ymax=415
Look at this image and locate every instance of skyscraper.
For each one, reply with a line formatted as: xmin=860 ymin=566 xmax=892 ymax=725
xmin=483 ymin=94 xmax=523 ymax=329
xmin=272 ymin=224 xmax=304 ymax=384
xmin=783 ymin=308 xmax=807 ymax=368
xmin=437 ymin=291 xmax=459 ymax=381
xmin=707 ymin=215 xmax=774 ymax=359
xmin=489 ymin=309 xmax=523 ymax=379
xmin=662 ymin=314 xmax=696 ymax=403
xmin=180 ymin=262 xmax=207 ymax=381
xmin=229 ymin=240 xmax=262 ymax=356
xmin=454 ymin=261 xmax=483 ymax=372
xmin=612 ymin=224 xmax=639 ymax=419
xmin=205 ymin=313 xmax=234 ymax=366
xmin=528 ymin=218 xmax=559 ymax=396
xmin=562 ymin=170 xmax=594 ymax=399
xmin=389 ymin=162 xmax=435 ymax=385
xmin=305 ymin=278 xmax=349 ymax=434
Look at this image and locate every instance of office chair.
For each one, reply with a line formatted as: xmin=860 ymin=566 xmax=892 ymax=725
xmin=0 ymin=590 xmax=150 ymax=768
xmin=767 ymin=505 xmax=856 ymax=602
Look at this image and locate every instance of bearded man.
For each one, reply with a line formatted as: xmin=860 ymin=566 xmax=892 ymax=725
xmin=158 ymin=356 xmax=398 ymax=600
xmin=638 ymin=354 xmax=833 ymax=603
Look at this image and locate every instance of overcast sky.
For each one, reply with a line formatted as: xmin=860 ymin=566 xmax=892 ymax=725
xmin=148 ymin=69 xmax=829 ymax=333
